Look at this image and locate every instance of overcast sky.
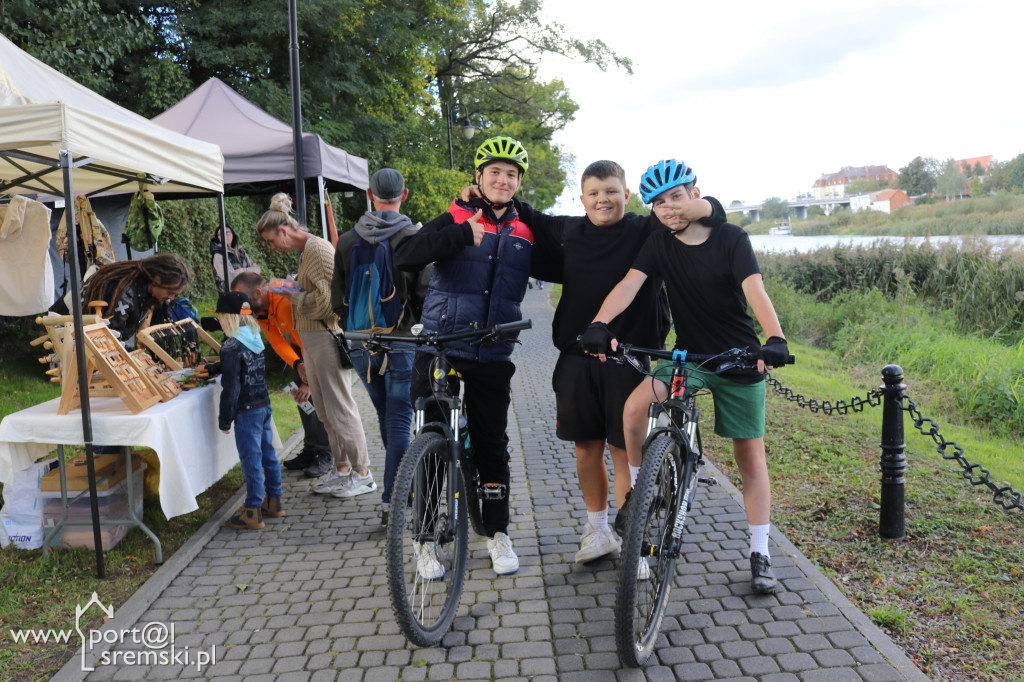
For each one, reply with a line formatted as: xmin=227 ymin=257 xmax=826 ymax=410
xmin=538 ymin=0 xmax=1024 ymax=211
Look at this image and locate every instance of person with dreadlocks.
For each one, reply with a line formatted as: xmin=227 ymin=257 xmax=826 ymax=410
xmin=392 ymin=136 xmax=561 ymax=577
xmin=52 ymin=252 xmax=190 ymax=347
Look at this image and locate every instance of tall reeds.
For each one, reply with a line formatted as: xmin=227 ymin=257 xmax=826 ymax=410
xmin=761 ymin=241 xmax=1024 ymax=437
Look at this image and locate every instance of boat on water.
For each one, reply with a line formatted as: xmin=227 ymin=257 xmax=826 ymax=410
xmin=769 ymin=223 xmax=792 ymax=236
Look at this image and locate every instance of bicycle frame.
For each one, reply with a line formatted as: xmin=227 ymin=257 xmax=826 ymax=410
xmin=411 ymin=352 xmax=465 ymax=545
xmin=642 ymin=357 xmax=704 ymax=559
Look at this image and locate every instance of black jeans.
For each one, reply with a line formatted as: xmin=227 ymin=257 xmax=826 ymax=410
xmin=411 ymin=353 xmax=515 ymax=537
xmin=290 ymin=366 xmax=332 ymax=456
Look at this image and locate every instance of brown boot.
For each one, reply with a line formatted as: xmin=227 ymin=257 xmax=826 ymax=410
xmin=228 ymin=506 xmax=264 ymax=530
xmin=261 ymin=496 xmax=286 ymax=518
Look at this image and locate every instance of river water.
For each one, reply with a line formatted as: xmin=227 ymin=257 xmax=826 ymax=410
xmin=748 ymin=234 xmax=1024 ymax=254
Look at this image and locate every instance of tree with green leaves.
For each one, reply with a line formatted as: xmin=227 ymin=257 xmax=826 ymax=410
xmin=898 ymin=156 xmax=937 ymax=196
xmin=762 ymin=197 xmax=790 ymax=221
xmin=936 ymin=157 xmax=968 ymax=200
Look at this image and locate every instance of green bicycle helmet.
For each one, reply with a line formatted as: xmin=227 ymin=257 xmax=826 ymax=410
xmin=474 ymin=136 xmax=529 ymax=175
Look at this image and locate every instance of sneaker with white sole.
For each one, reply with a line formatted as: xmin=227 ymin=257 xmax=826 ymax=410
xmin=309 ymin=469 xmax=349 ymax=494
xmin=413 ymin=541 xmax=445 ymax=581
xmin=487 ymin=532 xmax=519 ymax=575
xmin=637 ymin=556 xmax=651 ymax=581
xmin=574 ymin=522 xmax=621 ymax=563
xmin=332 ymin=472 xmax=377 ymax=498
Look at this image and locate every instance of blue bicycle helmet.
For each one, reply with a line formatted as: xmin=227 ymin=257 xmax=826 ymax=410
xmin=638 ymin=159 xmax=696 ymax=204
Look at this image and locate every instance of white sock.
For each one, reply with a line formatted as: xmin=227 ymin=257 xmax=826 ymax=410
xmin=749 ymin=524 xmax=770 ymax=557
xmin=629 ymin=465 xmax=641 ymax=487
xmin=587 ymin=509 xmax=609 ymax=531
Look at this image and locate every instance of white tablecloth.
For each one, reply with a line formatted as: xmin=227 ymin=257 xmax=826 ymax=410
xmin=0 ymin=382 xmax=282 ymax=519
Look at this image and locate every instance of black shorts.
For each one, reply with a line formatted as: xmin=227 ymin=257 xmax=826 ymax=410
xmin=552 ymin=353 xmax=646 ymax=449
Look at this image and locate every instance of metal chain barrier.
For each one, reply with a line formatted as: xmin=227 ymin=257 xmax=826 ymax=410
xmin=897 ymin=394 xmax=1023 ymax=511
xmin=765 ymin=371 xmax=1023 ymax=514
xmin=764 ymin=373 xmax=883 ymax=414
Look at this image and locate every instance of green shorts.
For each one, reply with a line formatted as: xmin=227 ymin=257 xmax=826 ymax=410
xmin=652 ymin=362 xmax=765 ymax=439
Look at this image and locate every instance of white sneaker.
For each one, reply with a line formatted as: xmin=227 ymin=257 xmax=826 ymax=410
xmin=637 ymin=557 xmax=651 ymax=581
xmin=310 ymin=469 xmax=349 ymax=494
xmin=487 ymin=532 xmax=519 ymax=575
xmin=574 ymin=523 xmax=621 ymax=563
xmin=413 ymin=541 xmax=445 ymax=581
xmin=332 ymin=472 xmax=377 ymax=498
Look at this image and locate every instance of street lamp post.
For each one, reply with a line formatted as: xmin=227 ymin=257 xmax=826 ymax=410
xmin=446 ymin=100 xmax=477 ymax=170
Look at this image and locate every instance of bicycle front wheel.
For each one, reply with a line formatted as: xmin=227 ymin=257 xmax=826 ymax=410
xmin=386 ymin=431 xmax=469 ymax=647
xmin=615 ymin=432 xmax=688 ymax=667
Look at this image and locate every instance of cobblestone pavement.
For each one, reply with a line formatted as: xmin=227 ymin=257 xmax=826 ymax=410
xmin=61 ymin=286 xmax=928 ymax=682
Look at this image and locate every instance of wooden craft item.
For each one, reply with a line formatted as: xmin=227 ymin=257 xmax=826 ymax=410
xmin=130 ymin=349 xmax=182 ymax=401
xmin=137 ymin=318 xmax=221 ymax=371
xmin=57 ymin=323 xmax=160 ymax=415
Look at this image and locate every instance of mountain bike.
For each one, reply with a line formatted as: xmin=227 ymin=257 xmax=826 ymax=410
xmin=610 ymin=344 xmax=794 ymax=667
xmin=346 ymin=319 xmax=532 ymax=647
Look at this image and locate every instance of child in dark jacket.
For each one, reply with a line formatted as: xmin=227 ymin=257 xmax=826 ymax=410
xmin=204 ymin=291 xmax=283 ymax=529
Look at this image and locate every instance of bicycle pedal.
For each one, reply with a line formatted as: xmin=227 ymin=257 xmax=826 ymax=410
xmin=481 ymin=483 xmax=507 ymax=500
xmin=698 ymin=476 xmax=718 ymax=486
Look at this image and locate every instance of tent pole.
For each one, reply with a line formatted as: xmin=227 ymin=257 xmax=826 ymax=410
xmin=288 ymin=0 xmax=306 ymax=226
xmin=317 ymin=175 xmax=327 ymax=239
xmin=60 ymin=150 xmax=106 ymax=579
xmin=218 ymin=193 xmax=229 ymax=294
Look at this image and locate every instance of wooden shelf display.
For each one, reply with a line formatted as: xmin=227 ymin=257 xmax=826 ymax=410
xmin=137 ymin=318 xmax=221 ymax=371
xmin=129 ymin=349 xmax=182 ymax=401
xmin=57 ymin=323 xmax=161 ymax=415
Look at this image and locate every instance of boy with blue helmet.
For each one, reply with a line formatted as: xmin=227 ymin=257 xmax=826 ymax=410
xmin=581 ymin=159 xmax=789 ymax=594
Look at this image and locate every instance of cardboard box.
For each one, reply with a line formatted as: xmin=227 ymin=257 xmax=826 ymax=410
xmin=39 ymin=453 xmax=141 ymax=492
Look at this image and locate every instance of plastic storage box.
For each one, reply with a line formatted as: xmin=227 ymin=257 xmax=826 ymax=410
xmin=40 ymin=461 xmax=145 ymax=549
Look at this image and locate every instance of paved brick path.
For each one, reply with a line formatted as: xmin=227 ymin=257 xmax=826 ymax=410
xmin=59 ymin=286 xmax=928 ymax=682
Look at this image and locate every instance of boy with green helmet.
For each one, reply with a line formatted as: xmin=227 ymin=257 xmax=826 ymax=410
xmin=393 ymin=135 xmax=560 ymax=577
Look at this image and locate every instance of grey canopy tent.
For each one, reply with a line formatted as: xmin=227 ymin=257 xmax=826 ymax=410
xmin=0 ymin=32 xmax=225 ymax=575
xmin=152 ymin=77 xmax=369 ymax=293
xmin=153 ymin=77 xmax=369 ymax=231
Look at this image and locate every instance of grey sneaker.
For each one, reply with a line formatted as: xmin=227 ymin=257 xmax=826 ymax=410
xmin=487 ymin=532 xmax=519 ymax=575
xmin=332 ymin=472 xmax=377 ymax=498
xmin=309 ymin=469 xmax=349 ymax=494
xmin=574 ymin=522 xmax=621 ymax=563
xmin=750 ymin=552 xmax=779 ymax=594
xmin=413 ymin=541 xmax=445 ymax=581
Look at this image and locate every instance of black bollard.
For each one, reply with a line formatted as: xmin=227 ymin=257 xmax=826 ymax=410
xmin=879 ymin=365 xmax=907 ymax=540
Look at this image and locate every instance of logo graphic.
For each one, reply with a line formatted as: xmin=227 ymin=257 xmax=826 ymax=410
xmin=76 ymin=592 xmax=113 ymax=671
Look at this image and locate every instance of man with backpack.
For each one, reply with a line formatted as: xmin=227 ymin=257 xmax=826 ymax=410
xmin=331 ymin=168 xmax=429 ymax=526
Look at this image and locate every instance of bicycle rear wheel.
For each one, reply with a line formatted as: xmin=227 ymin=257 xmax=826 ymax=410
xmin=615 ymin=432 xmax=690 ymax=667
xmin=386 ymin=431 xmax=469 ymax=647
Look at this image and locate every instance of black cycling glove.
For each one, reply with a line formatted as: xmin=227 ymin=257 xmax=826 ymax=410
xmin=580 ymin=322 xmax=614 ymax=355
xmin=760 ymin=336 xmax=789 ymax=367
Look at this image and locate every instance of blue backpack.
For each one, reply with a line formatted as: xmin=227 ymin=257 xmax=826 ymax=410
xmin=168 ymin=297 xmax=198 ymax=322
xmin=344 ymin=234 xmax=404 ymax=333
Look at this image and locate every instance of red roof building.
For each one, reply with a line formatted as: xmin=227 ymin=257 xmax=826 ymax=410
xmin=811 ymin=165 xmax=897 ymax=198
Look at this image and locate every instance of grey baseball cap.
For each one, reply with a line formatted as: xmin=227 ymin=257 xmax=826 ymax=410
xmin=369 ymin=168 xmax=405 ymax=201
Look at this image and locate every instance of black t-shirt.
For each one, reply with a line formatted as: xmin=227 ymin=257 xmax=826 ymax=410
xmin=516 ymin=197 xmax=727 ymax=354
xmin=633 ymin=223 xmax=762 ymax=379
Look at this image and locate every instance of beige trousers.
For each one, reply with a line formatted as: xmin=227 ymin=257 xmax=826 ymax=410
xmin=298 ymin=329 xmax=371 ymax=472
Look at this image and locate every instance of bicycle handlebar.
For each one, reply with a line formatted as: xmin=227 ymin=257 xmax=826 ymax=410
xmin=346 ymin=319 xmax=533 ymax=348
xmin=611 ymin=344 xmax=796 ymax=372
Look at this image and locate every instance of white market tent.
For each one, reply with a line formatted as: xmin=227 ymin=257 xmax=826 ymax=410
xmin=0 ymin=33 xmax=223 ymax=197
xmin=0 ymin=32 xmax=225 ymax=573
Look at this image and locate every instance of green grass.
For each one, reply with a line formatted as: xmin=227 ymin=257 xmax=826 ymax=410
xmin=706 ymin=342 xmax=1023 ymax=680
